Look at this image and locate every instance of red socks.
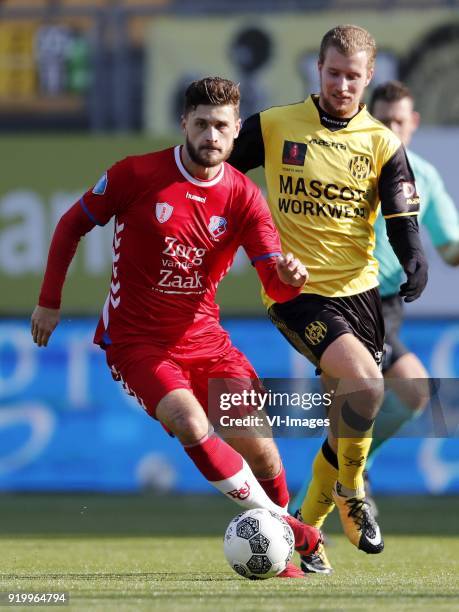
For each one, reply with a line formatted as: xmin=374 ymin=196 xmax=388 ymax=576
xmin=258 ymin=466 xmax=290 ymax=509
xmin=184 ymin=432 xmax=243 ymax=481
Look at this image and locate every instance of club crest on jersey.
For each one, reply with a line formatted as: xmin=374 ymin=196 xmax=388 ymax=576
xmin=208 ymin=215 xmax=227 ymax=239
xmin=155 ymin=202 xmax=174 ymax=224
xmin=92 ymin=172 xmax=108 ymax=195
xmin=349 ymin=155 xmax=371 ymax=179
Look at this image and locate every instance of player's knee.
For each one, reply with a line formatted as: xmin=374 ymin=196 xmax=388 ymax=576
xmin=404 ymin=387 xmax=429 ymax=413
xmin=413 ymin=395 xmax=429 ymax=413
xmin=389 ymin=375 xmax=430 ymax=413
xmin=156 ymin=390 xmax=209 ymax=444
xmin=341 ymin=378 xmax=384 ymax=422
xmin=366 ymin=377 xmax=385 ymax=412
xmin=168 ymin=411 xmax=209 ymax=444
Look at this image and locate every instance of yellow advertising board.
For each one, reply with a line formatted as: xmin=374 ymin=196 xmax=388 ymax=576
xmin=145 ymin=8 xmax=459 ymax=133
xmin=0 ymin=24 xmax=36 ymax=99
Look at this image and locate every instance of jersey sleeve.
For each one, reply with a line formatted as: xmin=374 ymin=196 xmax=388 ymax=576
xmin=379 ymin=145 xmax=420 ymax=219
xmin=228 ymin=113 xmax=265 ymax=173
xmin=239 ymin=185 xmax=282 ymax=264
xmin=238 ymin=185 xmax=302 ymax=303
xmin=38 ymin=201 xmax=95 ymax=308
xmin=254 ymin=258 xmax=303 ymax=303
xmin=79 ymin=157 xmax=135 ymax=226
xmin=422 ymin=166 xmax=459 ymax=247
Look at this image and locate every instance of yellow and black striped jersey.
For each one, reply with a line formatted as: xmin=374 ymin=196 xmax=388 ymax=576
xmin=229 ymin=95 xmax=420 ymax=305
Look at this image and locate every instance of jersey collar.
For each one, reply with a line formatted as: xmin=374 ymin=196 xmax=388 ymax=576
xmin=174 ymin=145 xmax=225 ymax=187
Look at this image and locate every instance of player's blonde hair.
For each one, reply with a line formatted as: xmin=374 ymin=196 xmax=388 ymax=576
xmin=319 ymin=25 xmax=376 ymax=72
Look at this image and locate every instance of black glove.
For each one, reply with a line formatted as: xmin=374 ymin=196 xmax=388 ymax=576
xmin=399 ymin=256 xmax=428 ymax=303
xmin=386 ymin=216 xmax=428 ymax=303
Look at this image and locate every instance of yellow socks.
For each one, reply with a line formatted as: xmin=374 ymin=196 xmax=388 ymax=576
xmin=337 ymin=399 xmax=374 ymax=493
xmin=337 ymin=435 xmax=372 ymax=493
xmin=300 ymin=440 xmax=338 ymax=528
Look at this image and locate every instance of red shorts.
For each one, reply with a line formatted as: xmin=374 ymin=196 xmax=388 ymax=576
xmin=105 ymin=342 xmax=259 ymax=418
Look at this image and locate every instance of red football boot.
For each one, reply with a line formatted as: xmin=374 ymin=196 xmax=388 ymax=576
xmin=283 ymin=515 xmax=322 ymax=555
xmin=277 ymin=561 xmax=308 ymax=578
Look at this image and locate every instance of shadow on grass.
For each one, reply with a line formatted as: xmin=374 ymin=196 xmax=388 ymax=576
xmin=0 ymin=494 xmax=457 ymax=537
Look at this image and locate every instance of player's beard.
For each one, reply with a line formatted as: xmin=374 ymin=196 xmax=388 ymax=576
xmin=185 ymin=137 xmax=233 ymax=168
xmin=319 ymin=76 xmax=358 ymax=118
xmin=321 ymin=92 xmax=356 ymax=118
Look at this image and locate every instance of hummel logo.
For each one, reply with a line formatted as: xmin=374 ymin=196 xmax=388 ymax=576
xmin=186 ymin=191 xmax=206 ymax=203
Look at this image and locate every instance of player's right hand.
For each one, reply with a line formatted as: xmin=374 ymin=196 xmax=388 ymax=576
xmin=31 ymin=305 xmax=60 ymax=347
xmin=399 ymin=256 xmax=428 ymax=303
xmin=276 ymin=252 xmax=309 ymax=287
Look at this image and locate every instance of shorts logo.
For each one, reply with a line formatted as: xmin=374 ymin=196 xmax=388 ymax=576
xmin=156 ymin=202 xmax=174 ymax=224
xmin=349 ymin=155 xmax=371 ymax=179
xmin=92 ymin=172 xmax=108 ymax=195
xmin=282 ymin=140 xmax=307 ymax=166
xmin=305 ymin=321 xmax=327 ymax=345
xmin=208 ymin=215 xmax=227 ymax=239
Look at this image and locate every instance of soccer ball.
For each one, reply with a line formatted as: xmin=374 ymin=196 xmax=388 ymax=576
xmin=223 ymin=508 xmax=294 ymax=579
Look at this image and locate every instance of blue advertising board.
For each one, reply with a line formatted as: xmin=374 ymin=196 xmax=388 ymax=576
xmin=0 ymin=318 xmax=458 ymax=494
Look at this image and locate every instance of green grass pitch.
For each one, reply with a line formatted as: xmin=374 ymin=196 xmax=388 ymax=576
xmin=0 ymin=494 xmax=458 ymax=611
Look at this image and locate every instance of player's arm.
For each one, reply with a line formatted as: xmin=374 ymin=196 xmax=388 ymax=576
xmin=31 ymin=158 xmax=133 ymax=347
xmin=422 ymin=168 xmax=459 ymax=266
xmin=254 ymin=254 xmax=308 ymax=302
xmin=275 ymin=253 xmax=309 ymax=287
xmin=379 ymin=146 xmax=428 ymax=302
xmin=241 ymin=187 xmax=308 ymax=302
xmin=31 ymin=202 xmax=96 ymax=347
xmin=227 ymin=113 xmax=264 ymax=173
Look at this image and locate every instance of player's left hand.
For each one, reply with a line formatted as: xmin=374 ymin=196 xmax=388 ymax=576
xmin=399 ymin=256 xmax=428 ymax=303
xmin=276 ymin=253 xmax=309 ymax=287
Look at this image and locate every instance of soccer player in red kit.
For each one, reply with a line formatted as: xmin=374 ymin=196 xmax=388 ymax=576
xmin=31 ymin=77 xmax=321 ymax=577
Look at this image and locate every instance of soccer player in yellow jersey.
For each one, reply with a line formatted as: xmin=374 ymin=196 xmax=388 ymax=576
xmin=229 ymin=25 xmax=428 ymax=573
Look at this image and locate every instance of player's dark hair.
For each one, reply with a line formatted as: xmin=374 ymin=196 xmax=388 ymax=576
xmin=183 ymin=77 xmax=240 ymax=115
xmin=319 ymin=24 xmax=376 ymax=72
xmin=369 ymin=80 xmax=414 ymax=113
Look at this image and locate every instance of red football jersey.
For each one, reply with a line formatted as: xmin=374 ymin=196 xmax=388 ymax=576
xmin=78 ymin=146 xmax=281 ymax=356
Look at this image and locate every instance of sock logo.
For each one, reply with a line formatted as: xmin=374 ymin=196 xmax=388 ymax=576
xmin=343 ymin=454 xmax=365 ymax=467
xmin=319 ymin=492 xmax=334 ymax=506
xmin=226 ymin=481 xmax=251 ymax=500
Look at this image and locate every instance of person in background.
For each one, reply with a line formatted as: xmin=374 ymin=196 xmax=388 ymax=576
xmin=364 ymin=79 xmax=459 ymax=506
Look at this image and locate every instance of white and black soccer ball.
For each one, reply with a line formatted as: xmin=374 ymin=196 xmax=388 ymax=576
xmin=223 ymin=508 xmax=294 ymax=580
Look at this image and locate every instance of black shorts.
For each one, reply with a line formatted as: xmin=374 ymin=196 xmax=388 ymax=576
xmin=381 ymin=293 xmax=409 ymax=373
xmin=268 ymin=287 xmax=385 ymax=372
